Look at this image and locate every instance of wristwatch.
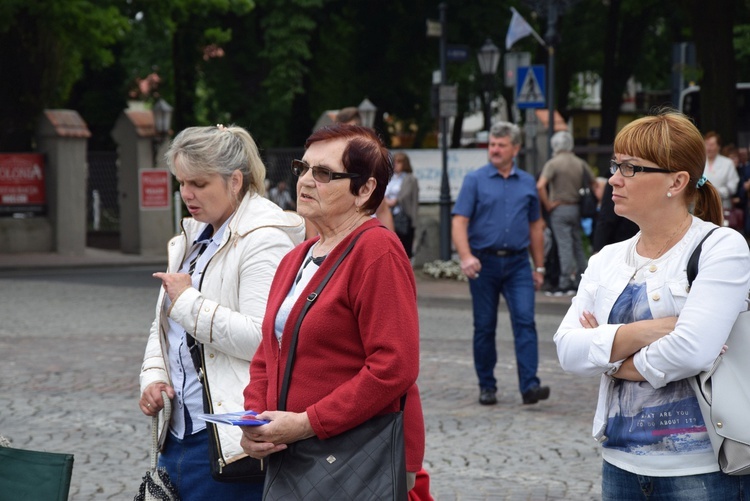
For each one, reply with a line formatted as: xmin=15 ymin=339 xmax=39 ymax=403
xmin=534 ymin=266 xmax=546 ymax=274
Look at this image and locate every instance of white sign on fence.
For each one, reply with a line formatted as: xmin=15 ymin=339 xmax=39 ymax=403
xmin=394 ymin=149 xmax=488 ymax=203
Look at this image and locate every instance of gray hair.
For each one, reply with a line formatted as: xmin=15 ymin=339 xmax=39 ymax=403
xmin=165 ymin=125 xmax=267 ymax=200
xmin=551 ymin=131 xmax=574 ymax=154
xmin=489 ymin=121 xmax=522 ymax=145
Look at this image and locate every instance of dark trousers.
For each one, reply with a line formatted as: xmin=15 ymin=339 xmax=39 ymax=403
xmin=397 ymin=226 xmax=415 ymax=258
xmin=159 ymin=429 xmax=263 ymax=501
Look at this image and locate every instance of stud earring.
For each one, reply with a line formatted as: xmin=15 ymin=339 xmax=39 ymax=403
xmin=667 ymin=192 xmax=672 ymax=198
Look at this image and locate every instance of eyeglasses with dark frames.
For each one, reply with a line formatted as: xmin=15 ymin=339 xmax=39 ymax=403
xmin=291 ymin=159 xmax=361 ymax=183
xmin=610 ymin=159 xmax=671 ymax=178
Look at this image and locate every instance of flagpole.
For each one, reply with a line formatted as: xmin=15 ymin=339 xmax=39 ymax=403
xmin=530 ymin=29 xmax=547 ymax=47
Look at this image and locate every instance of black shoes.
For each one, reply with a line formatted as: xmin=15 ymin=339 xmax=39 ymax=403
xmin=479 ymin=386 xmax=550 ymax=405
xmin=479 ymin=388 xmax=498 ymax=405
xmin=522 ymin=385 xmax=550 ymax=405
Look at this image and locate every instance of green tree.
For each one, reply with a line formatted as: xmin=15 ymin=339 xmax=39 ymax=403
xmin=0 ymin=0 xmax=129 ymax=151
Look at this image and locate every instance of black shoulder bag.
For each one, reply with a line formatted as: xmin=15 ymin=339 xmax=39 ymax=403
xmin=579 ymin=163 xmax=598 ymax=219
xmin=263 ymin=229 xmax=408 ymax=501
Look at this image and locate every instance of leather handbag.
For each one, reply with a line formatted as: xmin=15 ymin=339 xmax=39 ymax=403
xmin=262 ymin=228 xmax=408 ymax=501
xmin=263 ymin=411 xmax=406 ymax=500
xmin=393 ymin=207 xmax=411 ymax=237
xmin=687 ymin=227 xmax=750 ymax=475
xmin=578 ymin=165 xmax=598 ymax=219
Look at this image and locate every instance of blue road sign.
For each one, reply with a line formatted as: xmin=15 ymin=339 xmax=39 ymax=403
xmin=516 ymin=65 xmax=546 ymax=109
xmin=446 ymin=44 xmax=470 ymax=62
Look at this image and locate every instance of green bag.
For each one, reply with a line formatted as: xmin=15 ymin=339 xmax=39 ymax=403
xmin=0 ymin=444 xmax=74 ymax=501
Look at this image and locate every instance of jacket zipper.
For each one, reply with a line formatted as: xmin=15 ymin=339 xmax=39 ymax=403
xmin=195 ymin=227 xmax=264 ymax=473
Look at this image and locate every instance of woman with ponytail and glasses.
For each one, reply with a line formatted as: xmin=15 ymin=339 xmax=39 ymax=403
xmin=554 ymin=110 xmax=750 ymax=499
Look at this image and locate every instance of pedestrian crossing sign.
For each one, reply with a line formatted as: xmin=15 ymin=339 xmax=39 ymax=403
xmin=516 ymin=65 xmax=546 ymax=109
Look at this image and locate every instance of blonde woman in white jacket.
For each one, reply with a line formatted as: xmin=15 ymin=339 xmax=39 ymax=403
xmin=139 ymin=125 xmax=305 ymax=500
xmin=554 ymin=111 xmax=750 ymax=500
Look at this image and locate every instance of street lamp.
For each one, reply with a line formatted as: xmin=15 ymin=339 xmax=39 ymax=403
xmin=476 ymin=38 xmax=501 ymax=131
xmin=153 ymin=98 xmax=173 ymax=139
xmin=358 ymin=98 xmax=377 ymax=129
xmin=152 ymin=98 xmax=173 ymax=165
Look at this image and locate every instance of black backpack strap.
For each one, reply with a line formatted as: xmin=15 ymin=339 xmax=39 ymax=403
xmin=687 ymin=227 xmax=720 ymax=289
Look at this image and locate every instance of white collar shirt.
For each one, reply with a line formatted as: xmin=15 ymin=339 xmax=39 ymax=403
xmin=165 ymin=217 xmax=232 ymax=438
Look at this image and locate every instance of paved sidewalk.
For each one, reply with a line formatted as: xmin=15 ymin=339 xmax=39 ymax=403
xmin=0 ymin=247 xmax=575 ymax=312
xmin=0 ymin=248 xmax=167 ymax=272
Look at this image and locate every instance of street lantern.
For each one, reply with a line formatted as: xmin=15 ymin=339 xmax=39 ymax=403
xmin=477 ymin=39 xmax=501 ymax=76
xmin=358 ymin=98 xmax=377 ymax=129
xmin=477 ymin=39 xmax=501 ymax=131
xmin=152 ymin=98 xmax=173 ymax=139
xmin=152 ymin=98 xmax=173 ymax=166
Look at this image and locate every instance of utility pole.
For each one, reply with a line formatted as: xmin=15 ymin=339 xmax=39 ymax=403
xmin=545 ymin=0 xmax=558 ymax=161
xmin=438 ymin=2 xmax=451 ymax=261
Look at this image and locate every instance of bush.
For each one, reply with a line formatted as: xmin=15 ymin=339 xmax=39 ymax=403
xmin=421 ymin=259 xmax=467 ymax=281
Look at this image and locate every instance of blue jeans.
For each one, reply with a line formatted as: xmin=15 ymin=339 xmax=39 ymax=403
xmin=159 ymin=429 xmax=263 ymax=501
xmin=468 ymin=252 xmax=540 ymax=394
xmin=602 ymin=460 xmax=750 ymax=500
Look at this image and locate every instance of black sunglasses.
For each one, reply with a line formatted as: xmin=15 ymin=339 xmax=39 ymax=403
xmin=610 ymin=159 xmax=671 ymax=178
xmin=291 ymin=159 xmax=360 ymax=184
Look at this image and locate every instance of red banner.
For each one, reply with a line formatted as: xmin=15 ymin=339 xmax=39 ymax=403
xmin=0 ymin=153 xmax=46 ymax=215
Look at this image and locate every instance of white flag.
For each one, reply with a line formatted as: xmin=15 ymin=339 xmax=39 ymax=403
xmin=505 ymin=7 xmax=544 ymax=50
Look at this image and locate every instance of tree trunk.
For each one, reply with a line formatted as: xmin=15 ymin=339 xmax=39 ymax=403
xmin=692 ymin=0 xmax=736 ymax=142
xmin=599 ymin=0 xmax=659 ymax=145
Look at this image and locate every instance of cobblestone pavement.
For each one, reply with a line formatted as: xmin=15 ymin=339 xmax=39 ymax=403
xmin=417 ymin=301 xmax=601 ymax=501
xmin=0 ymin=265 xmax=602 ymax=500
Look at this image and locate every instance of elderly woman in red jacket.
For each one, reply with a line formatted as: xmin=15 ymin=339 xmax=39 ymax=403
xmin=240 ymin=124 xmax=424 ymax=495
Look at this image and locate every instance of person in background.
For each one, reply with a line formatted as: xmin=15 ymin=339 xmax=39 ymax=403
xmin=738 ymin=146 xmax=750 ymax=237
xmin=240 ymin=124 xmax=425 ymax=494
xmin=138 ymin=125 xmax=305 ymax=500
xmin=554 ymin=110 xmax=750 ymax=499
xmin=269 ymin=179 xmax=295 ymax=211
xmin=451 ymin=121 xmax=550 ymax=407
xmin=720 ymin=143 xmax=746 ymax=232
xmin=385 ymin=151 xmax=420 ymax=258
xmin=536 ymin=130 xmax=596 ymax=296
xmin=703 ymin=131 xmax=739 ymax=210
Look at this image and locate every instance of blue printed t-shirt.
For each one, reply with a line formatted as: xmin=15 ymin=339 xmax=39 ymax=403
xmin=452 ymin=163 xmax=540 ymax=251
xmin=601 ymin=263 xmax=714 ymax=475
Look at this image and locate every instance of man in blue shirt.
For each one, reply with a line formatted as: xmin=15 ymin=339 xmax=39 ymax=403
xmin=452 ymin=121 xmax=550 ymax=406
